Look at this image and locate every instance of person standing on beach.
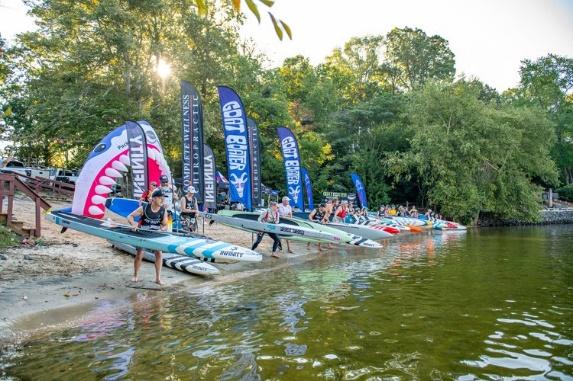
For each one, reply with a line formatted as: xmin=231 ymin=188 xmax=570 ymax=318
xmin=159 ymin=175 xmax=178 ymax=231
xmin=180 ymin=186 xmax=199 ymax=233
xmin=278 ymin=196 xmax=294 ymax=253
xmin=127 ymin=189 xmax=168 ymax=285
xmin=252 ymin=201 xmax=283 ymax=258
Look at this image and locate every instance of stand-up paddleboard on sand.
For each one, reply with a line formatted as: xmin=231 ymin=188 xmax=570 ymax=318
xmin=325 ymin=222 xmax=394 ymax=240
xmin=292 ymin=212 xmax=395 ymax=239
xmin=46 ymin=209 xmax=262 ymax=263
xmin=215 ymin=210 xmax=383 ymax=249
xmin=109 ymin=241 xmax=220 ymax=276
xmin=105 ymin=198 xmax=382 ymax=249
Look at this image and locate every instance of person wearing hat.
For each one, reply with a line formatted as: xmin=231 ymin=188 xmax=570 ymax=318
xmin=127 ymin=188 xmax=168 ymax=285
xmin=278 ymin=196 xmax=294 ymax=253
xmin=159 ymin=174 xmax=178 ymax=213
xmin=180 ymin=185 xmax=199 ymax=232
xmin=252 ymin=201 xmax=283 ymax=258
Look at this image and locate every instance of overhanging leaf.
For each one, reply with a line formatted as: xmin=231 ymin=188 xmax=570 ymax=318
xmin=280 ymin=19 xmax=292 ymax=39
xmin=269 ymin=12 xmax=283 ymax=40
xmin=259 ymin=0 xmax=274 ymax=6
xmin=245 ymin=0 xmax=261 ymax=22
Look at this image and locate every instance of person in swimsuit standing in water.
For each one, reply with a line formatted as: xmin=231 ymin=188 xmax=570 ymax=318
xmin=127 ymin=189 xmax=168 ymax=285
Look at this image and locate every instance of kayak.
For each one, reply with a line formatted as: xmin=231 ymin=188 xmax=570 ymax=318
xmin=46 ymin=209 xmax=262 ymax=263
xmin=214 ymin=210 xmax=382 ymax=249
xmin=109 ymin=241 xmax=220 ymax=276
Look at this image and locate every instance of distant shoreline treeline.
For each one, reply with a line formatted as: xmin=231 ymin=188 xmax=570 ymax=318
xmin=0 ymin=1 xmax=571 ymax=224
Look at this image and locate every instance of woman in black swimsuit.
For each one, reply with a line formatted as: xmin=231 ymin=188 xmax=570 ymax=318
xmin=128 ymin=189 xmax=168 ymax=284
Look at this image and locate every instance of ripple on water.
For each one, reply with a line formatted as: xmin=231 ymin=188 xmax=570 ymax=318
xmin=2 ymin=227 xmax=573 ymax=380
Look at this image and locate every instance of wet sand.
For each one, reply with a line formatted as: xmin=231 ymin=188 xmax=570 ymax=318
xmin=0 ymin=196 xmax=325 ymax=344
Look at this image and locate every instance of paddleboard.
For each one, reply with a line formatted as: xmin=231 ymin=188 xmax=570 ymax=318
xmin=293 ymin=212 xmax=394 ymax=240
xmin=433 ymin=220 xmax=467 ymax=230
xmin=325 ymin=222 xmax=394 ymax=240
xmin=46 ymin=209 xmax=262 ymax=263
xmin=105 ymin=198 xmax=383 ymax=248
xmin=109 ymin=241 xmax=220 ymax=276
xmin=216 ymin=211 xmax=383 ymax=249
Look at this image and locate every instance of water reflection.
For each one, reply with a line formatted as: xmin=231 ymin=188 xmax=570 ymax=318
xmin=2 ymin=227 xmax=572 ymax=380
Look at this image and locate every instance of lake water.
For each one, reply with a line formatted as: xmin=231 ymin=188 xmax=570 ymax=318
xmin=1 ymin=226 xmax=572 ymax=380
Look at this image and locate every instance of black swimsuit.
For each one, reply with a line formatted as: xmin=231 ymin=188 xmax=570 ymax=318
xmin=311 ymin=209 xmax=325 ymax=222
xmin=181 ymin=195 xmax=197 ymax=218
xmin=141 ymin=204 xmax=165 ymax=230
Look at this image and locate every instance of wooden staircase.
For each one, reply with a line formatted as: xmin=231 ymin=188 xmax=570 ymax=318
xmin=0 ymin=173 xmax=52 ymax=238
xmin=0 ymin=213 xmax=37 ymax=237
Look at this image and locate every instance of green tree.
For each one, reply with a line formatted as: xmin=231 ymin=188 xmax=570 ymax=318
xmin=516 ymin=54 xmax=573 ymax=184
xmin=383 ymin=27 xmax=455 ymax=91
xmin=387 ymin=82 xmax=558 ymax=223
xmin=322 ymin=36 xmax=387 ymax=106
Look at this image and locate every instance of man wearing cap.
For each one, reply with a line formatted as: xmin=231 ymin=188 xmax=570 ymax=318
xmin=278 ymin=196 xmax=294 ymax=253
xmin=127 ymin=188 xmax=168 ymax=285
xmin=180 ymin=186 xmax=199 ymax=233
xmin=159 ymin=175 xmax=178 ymax=231
xmin=252 ymin=201 xmax=283 ymax=258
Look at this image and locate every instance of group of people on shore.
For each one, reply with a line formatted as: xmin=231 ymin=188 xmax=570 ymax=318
xmin=377 ymin=205 xmax=443 ymax=220
xmin=125 ymin=182 xmax=445 ymax=284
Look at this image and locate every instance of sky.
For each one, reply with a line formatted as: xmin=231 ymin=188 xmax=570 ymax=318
xmin=1 ymin=0 xmax=573 ymax=91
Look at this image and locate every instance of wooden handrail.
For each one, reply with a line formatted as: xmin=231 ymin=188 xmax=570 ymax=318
xmin=0 ymin=169 xmax=75 ymax=196
xmin=0 ymin=173 xmax=52 ymax=237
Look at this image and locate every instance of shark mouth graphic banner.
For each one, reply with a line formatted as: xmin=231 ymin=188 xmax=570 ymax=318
xmin=301 ymin=167 xmax=314 ymax=210
xmin=247 ymin=118 xmax=262 ymax=208
xmin=277 ymin=127 xmax=304 ymax=210
xmin=203 ymin=144 xmax=217 ymax=211
xmin=125 ymin=120 xmax=148 ymax=199
xmin=217 ymin=86 xmax=252 ymax=211
xmin=72 ymin=121 xmax=171 ymax=219
xmin=181 ymin=81 xmax=204 ymax=202
xmin=351 ymin=172 xmax=368 ymax=209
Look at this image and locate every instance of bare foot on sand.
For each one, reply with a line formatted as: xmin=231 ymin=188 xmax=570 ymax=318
xmin=288 ymin=249 xmax=294 ymax=254
xmin=155 ymin=280 xmax=163 ymax=286
xmin=131 ymin=276 xmax=140 ymax=282
xmin=271 ymin=253 xmax=280 ymax=258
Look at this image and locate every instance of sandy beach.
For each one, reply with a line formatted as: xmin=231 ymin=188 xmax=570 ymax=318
xmin=0 ymin=196 xmax=316 ymax=344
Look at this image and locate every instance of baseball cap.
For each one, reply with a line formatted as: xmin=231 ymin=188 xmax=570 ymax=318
xmin=151 ymin=189 xmax=165 ymax=198
xmin=282 ymin=196 xmax=289 ymax=201
xmin=187 ymin=186 xmax=196 ymax=193
xmin=160 ymin=175 xmax=168 ymax=183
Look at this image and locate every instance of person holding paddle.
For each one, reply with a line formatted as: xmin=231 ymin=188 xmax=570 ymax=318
xmin=127 ymin=188 xmax=168 ymax=284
